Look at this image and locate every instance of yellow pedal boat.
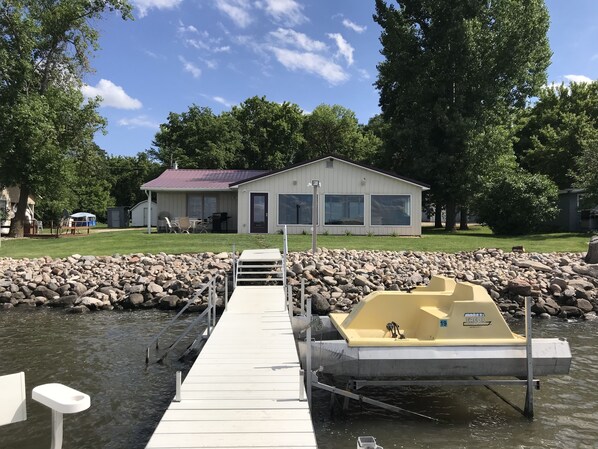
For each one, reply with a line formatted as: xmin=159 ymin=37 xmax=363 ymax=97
xmin=299 ymin=276 xmax=571 ymax=378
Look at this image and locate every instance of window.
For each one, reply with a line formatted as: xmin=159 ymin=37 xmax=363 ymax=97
xmin=325 ymin=195 xmax=364 ymax=225
xmin=187 ymin=194 xmax=218 ymax=219
xmin=371 ymin=195 xmax=411 ymax=226
xmin=279 ymin=194 xmax=312 ymax=225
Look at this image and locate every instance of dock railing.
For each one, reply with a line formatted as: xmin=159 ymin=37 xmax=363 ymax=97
xmin=145 ymin=277 xmax=217 ymax=364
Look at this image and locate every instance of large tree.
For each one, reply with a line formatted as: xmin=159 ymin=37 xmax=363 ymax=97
xmin=515 ymin=81 xmax=598 ymax=189
xmin=108 ymin=153 xmax=162 ymax=207
xmin=0 ymin=0 xmax=131 ymax=237
xmin=150 ymin=105 xmax=242 ymax=169
xmin=374 ymin=0 xmax=551 ymax=230
xmin=231 ymin=96 xmax=305 ymax=170
xmin=299 ymin=104 xmax=381 ymax=163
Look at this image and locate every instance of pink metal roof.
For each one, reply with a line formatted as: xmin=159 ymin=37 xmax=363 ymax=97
xmin=141 ymin=169 xmax=269 ymax=191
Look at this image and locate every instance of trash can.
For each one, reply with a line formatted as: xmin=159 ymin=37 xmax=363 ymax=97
xmin=211 ymin=212 xmax=228 ymax=233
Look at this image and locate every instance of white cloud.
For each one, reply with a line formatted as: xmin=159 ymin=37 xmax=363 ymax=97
xmin=342 ymin=18 xmax=366 ymax=33
xmin=213 ymin=96 xmax=232 ymax=107
xmin=215 ymin=0 xmax=253 ymax=28
xmin=327 ymin=33 xmax=354 ymax=66
xmin=131 ymin=0 xmax=182 ymax=18
xmin=270 ymin=47 xmax=349 ymax=85
xmin=81 ymin=79 xmax=142 ymax=109
xmin=269 ymin=28 xmax=326 ymax=52
xmin=118 ymin=115 xmax=159 ymax=130
xmin=255 ymin=0 xmax=307 ymax=26
xmin=200 ymin=57 xmax=218 ymax=69
xmin=177 ymin=20 xmax=198 ymax=35
xmin=564 ymin=74 xmax=593 ymax=84
xmin=184 ymin=30 xmax=231 ymax=53
xmin=179 ymin=56 xmax=202 ymax=78
xmin=357 ymin=68 xmax=370 ymax=80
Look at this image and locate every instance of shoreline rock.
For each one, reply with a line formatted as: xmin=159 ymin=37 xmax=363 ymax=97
xmin=0 ymin=249 xmax=597 ymax=320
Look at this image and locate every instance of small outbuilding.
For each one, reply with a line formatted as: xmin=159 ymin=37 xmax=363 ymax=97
xmin=130 ymin=200 xmax=158 ymax=227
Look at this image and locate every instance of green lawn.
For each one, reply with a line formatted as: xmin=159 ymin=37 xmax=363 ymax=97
xmin=0 ymin=226 xmax=593 ymax=259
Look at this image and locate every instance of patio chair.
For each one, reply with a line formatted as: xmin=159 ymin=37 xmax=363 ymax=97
xmin=178 ymin=216 xmax=192 ymax=234
xmin=164 ymin=217 xmax=178 ymax=233
xmin=193 ymin=217 xmax=209 ymax=233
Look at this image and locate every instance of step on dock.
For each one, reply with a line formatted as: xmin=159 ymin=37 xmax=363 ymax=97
xmin=145 ymin=249 xmax=316 ymax=449
xmin=235 ymin=249 xmax=285 ymax=286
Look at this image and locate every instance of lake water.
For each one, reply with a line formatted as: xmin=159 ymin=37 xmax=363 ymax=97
xmin=0 ymin=309 xmax=596 ymax=449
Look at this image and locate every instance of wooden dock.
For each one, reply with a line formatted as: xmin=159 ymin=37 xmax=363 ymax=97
xmin=145 ymin=280 xmax=317 ymax=448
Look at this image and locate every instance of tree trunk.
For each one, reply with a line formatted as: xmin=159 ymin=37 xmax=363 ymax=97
xmin=434 ymin=204 xmax=443 ymax=228
xmin=9 ymin=184 xmax=30 ymax=238
xmin=445 ymin=201 xmax=457 ymax=232
xmin=459 ymin=206 xmax=469 ymax=230
xmin=586 ymin=236 xmax=598 ymax=264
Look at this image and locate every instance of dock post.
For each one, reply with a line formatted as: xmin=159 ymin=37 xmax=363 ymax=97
xmin=524 ymin=296 xmax=534 ymax=418
xmin=207 ymin=286 xmax=212 ymax=337
xmin=299 ymin=369 xmax=306 ymax=401
xmin=212 ymin=282 xmax=216 ymax=328
xmin=306 ymin=294 xmax=312 ymax=406
xmin=175 ymin=371 xmax=182 ymax=402
xmin=232 ymin=244 xmax=236 ymax=289
xmin=225 ymin=273 xmax=228 ymax=311
xmin=301 ymin=278 xmax=305 ymax=314
xmin=287 ymin=284 xmax=293 ymax=317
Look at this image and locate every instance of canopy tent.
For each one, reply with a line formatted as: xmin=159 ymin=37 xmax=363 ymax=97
xmin=70 ymin=212 xmax=96 ymax=227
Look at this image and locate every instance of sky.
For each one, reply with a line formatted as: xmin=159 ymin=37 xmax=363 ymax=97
xmin=84 ymin=0 xmax=598 ymax=157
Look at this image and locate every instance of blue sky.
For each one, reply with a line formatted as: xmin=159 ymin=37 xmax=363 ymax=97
xmin=84 ymin=0 xmax=598 ymax=157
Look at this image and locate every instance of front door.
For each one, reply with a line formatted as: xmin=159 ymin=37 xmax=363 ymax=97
xmin=250 ymin=193 xmax=268 ymax=233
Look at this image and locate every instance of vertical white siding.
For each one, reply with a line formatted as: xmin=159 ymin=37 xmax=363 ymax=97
xmin=236 ymin=158 xmax=424 ymax=236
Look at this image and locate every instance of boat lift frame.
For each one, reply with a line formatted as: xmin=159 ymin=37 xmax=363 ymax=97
xmin=301 ymin=288 xmax=537 ymax=419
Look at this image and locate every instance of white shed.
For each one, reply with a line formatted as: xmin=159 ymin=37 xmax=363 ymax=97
xmin=130 ymin=200 xmax=158 ymax=227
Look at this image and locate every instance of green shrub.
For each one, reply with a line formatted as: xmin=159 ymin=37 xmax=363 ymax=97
xmin=475 ymin=170 xmax=559 ymax=235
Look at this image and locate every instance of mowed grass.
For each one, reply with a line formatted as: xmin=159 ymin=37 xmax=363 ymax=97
xmin=0 ymin=226 xmax=593 ymax=259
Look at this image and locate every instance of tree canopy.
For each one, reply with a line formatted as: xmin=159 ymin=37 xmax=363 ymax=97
xmin=374 ymin=0 xmax=551 ymax=230
xmin=515 ymin=81 xmax=598 ymax=189
xmin=299 ymin=104 xmax=381 ymax=163
xmin=150 ymin=97 xmax=381 ymax=171
xmin=150 ymin=105 xmax=242 ymax=169
xmin=0 ymin=0 xmax=132 ymax=236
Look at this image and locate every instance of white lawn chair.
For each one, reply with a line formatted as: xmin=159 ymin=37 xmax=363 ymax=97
xmin=164 ymin=217 xmax=178 ymax=233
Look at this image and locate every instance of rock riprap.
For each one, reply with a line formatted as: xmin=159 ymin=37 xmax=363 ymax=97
xmin=1 ymin=249 xmax=597 ymax=319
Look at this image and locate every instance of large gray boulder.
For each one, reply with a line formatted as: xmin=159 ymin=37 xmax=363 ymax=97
xmin=586 ymin=236 xmax=598 ymax=264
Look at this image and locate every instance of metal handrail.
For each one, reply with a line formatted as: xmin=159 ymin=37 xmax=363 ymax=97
xmin=282 ymin=225 xmax=288 ymax=290
xmin=145 ymin=278 xmax=216 ymax=363
xmin=156 ymin=302 xmax=212 ymax=363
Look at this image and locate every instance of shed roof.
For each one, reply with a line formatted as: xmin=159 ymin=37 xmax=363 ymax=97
xmin=140 ymin=169 xmax=269 ymax=191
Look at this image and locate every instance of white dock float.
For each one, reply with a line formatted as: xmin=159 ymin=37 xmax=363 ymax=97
xmin=145 ymin=284 xmax=317 ymax=449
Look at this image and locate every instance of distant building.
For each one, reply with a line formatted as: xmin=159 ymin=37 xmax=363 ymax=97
xmin=130 ymin=200 xmax=157 ymax=227
xmin=556 ymin=189 xmax=598 ymax=231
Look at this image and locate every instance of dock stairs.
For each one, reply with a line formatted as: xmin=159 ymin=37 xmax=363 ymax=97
xmin=234 ymin=248 xmax=285 ymax=287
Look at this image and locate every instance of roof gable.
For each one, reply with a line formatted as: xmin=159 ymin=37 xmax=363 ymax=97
xmin=229 ymin=155 xmax=430 ymax=189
